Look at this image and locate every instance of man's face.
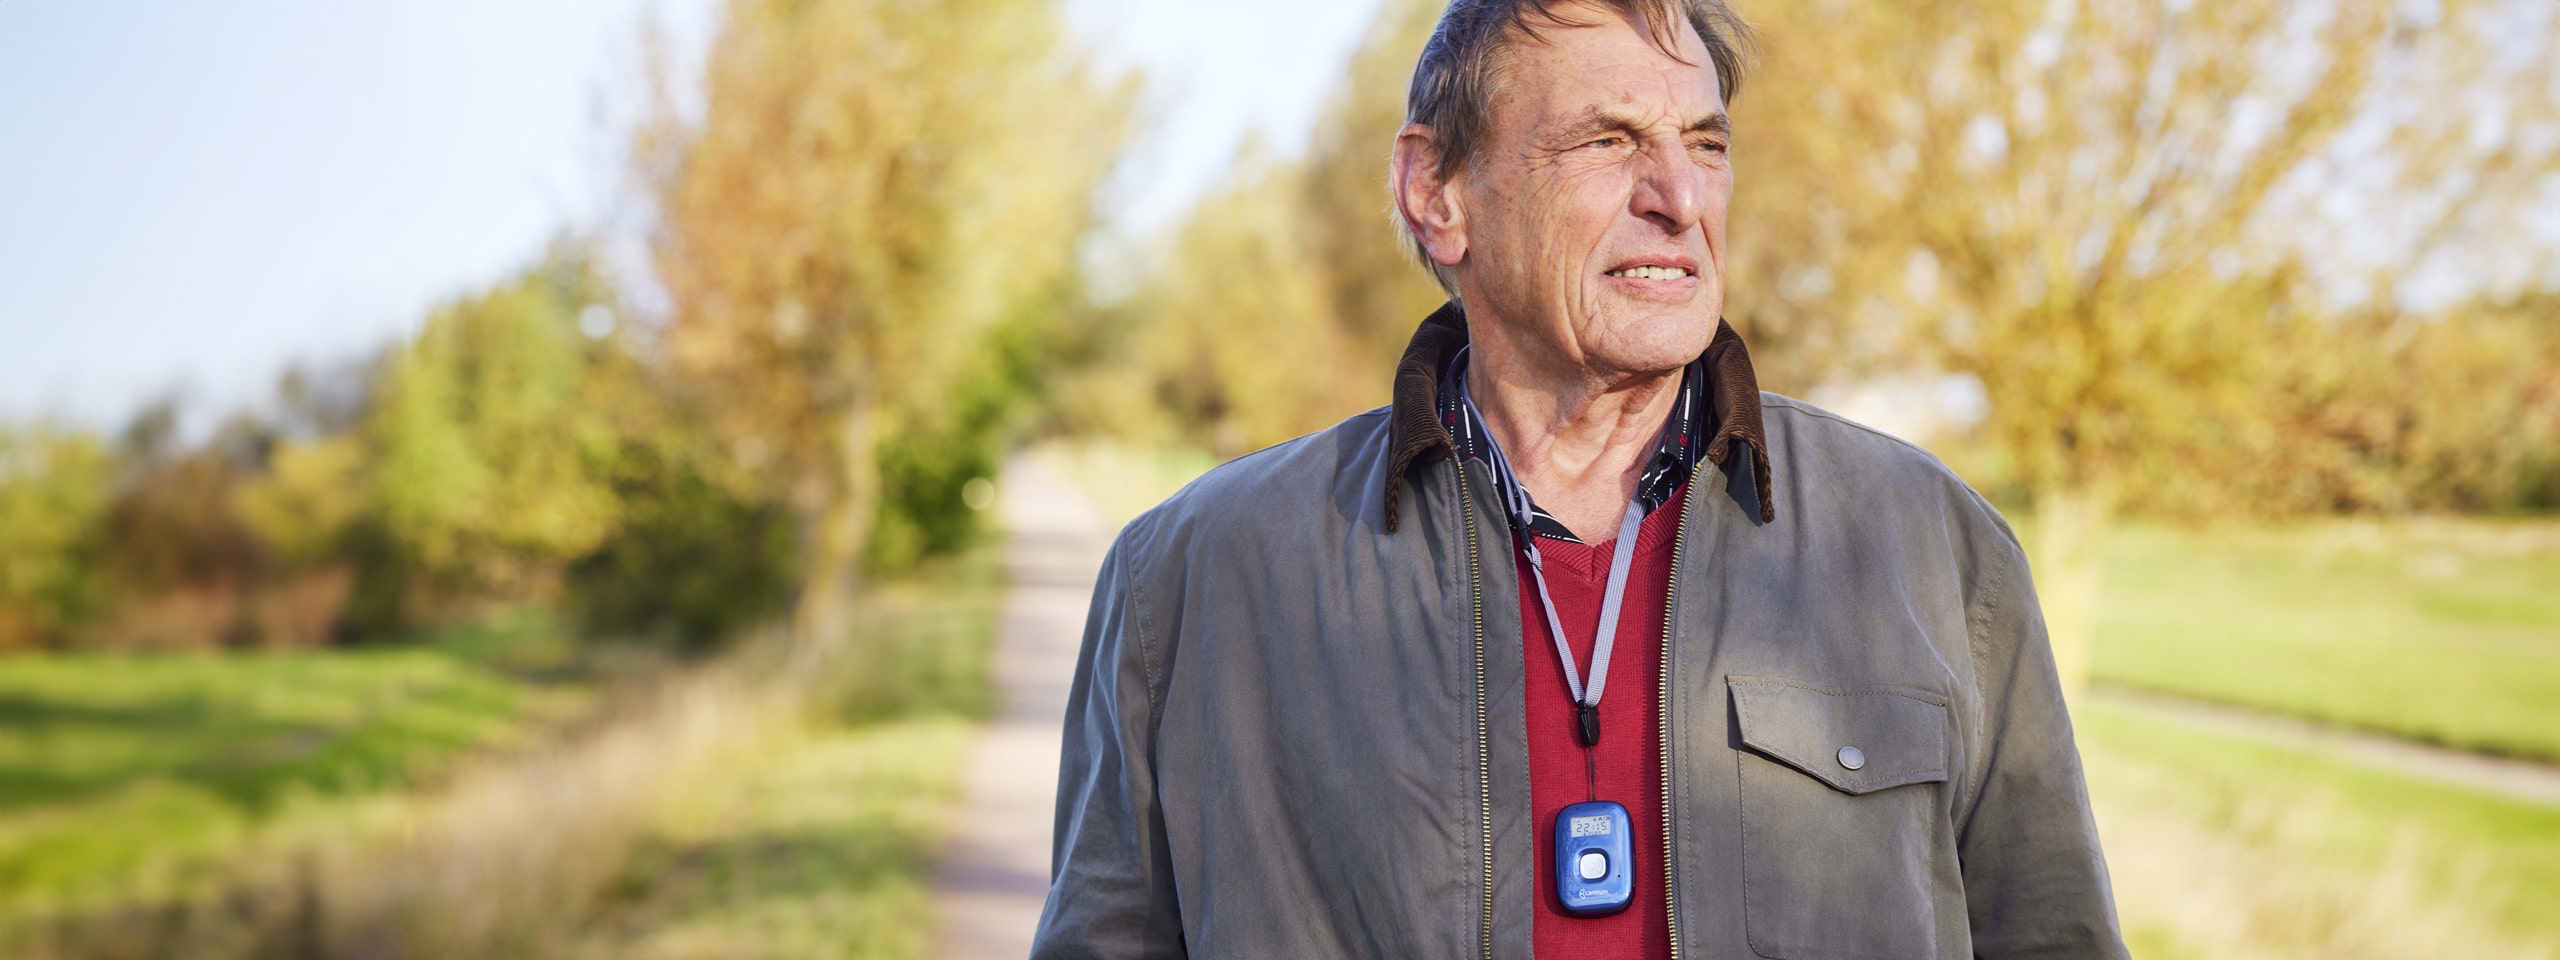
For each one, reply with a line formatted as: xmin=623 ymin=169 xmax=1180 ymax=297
xmin=1452 ymin=5 xmax=1730 ymax=379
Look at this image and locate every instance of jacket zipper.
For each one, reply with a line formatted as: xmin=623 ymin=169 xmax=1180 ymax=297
xmin=1660 ymin=468 xmax=1698 ymax=958
xmin=1462 ymin=460 xmax=1700 ymax=958
xmin=1456 ymin=459 xmax=1494 ymax=960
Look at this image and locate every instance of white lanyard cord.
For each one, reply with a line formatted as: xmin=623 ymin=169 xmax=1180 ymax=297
xmin=1460 ymin=376 xmax=1649 ymax=730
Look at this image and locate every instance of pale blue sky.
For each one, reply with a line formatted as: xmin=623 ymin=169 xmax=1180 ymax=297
xmin=0 ymin=0 xmax=1384 ymax=428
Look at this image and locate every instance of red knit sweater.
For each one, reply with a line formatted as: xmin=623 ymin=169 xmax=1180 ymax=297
xmin=1516 ymin=484 xmax=1684 ymax=960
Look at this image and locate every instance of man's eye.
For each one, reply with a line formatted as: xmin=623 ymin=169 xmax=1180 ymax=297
xmin=1691 ymin=140 xmax=1728 ymax=154
xmin=1586 ymin=136 xmax=1624 ymax=149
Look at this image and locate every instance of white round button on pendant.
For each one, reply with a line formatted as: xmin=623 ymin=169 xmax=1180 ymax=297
xmin=1577 ymin=850 xmax=1608 ymax=881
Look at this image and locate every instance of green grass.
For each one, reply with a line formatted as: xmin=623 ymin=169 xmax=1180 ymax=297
xmin=0 ymin=616 xmax=588 ymax=910
xmin=2081 ymin=697 xmax=2560 ymax=957
xmin=566 ymin=717 xmax=976 ymax=960
xmin=0 ymin=550 xmax=1002 ymax=957
xmin=827 ymin=547 xmax=1004 ymax=724
xmin=551 ymin=543 xmax=1005 ymax=958
xmin=2090 ymin=517 xmax=2560 ymax=761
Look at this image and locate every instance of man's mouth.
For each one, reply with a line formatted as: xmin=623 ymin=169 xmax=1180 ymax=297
xmin=1606 ymin=265 xmax=1692 ymax=280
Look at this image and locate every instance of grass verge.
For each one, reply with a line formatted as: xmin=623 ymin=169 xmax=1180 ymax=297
xmin=0 ymin=547 xmax=1001 ymax=959
xmin=564 ymin=717 xmax=975 ymax=959
xmin=2081 ymin=697 xmax=2560 ymax=959
xmin=0 ymin=620 xmax=589 ymax=913
xmin=2089 ymin=517 xmax=2560 ymax=761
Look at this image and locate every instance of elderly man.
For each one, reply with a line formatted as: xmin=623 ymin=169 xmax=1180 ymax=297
xmin=1032 ymin=0 xmax=2127 ymax=957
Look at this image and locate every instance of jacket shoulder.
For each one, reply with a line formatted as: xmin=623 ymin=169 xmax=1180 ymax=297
xmin=1757 ymin=392 xmax=2020 ymax=548
xmin=1115 ymin=407 xmax=1396 ymax=558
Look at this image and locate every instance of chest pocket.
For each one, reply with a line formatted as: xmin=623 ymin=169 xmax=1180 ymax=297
xmin=1729 ymin=676 xmax=1953 ymax=960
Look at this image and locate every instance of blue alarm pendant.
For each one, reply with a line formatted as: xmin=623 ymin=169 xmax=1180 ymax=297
xmin=1553 ymin=799 xmax=1635 ymax=916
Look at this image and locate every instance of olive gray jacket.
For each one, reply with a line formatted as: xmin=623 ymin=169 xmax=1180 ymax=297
xmin=1033 ymin=306 xmax=2127 ymax=959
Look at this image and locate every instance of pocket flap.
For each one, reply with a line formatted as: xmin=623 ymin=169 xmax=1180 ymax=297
xmin=1729 ymin=676 xmax=1950 ymax=796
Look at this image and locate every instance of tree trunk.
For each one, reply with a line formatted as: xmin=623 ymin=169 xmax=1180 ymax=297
xmin=2028 ymin=480 xmax=2110 ymax=704
xmin=791 ymin=402 xmax=882 ymax=661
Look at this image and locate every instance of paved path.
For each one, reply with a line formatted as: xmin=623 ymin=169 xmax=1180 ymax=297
xmin=2096 ymin=685 xmax=2560 ymax=808
xmin=932 ymin=454 xmax=1115 ymax=960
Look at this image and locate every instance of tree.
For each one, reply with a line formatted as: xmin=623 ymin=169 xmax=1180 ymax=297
xmin=0 ymin=427 xmax=112 ymax=649
xmin=1298 ymin=0 xmax=1461 ymax=376
xmin=1722 ymin=0 xmax=2560 ymax=693
xmin=642 ymin=0 xmax=1132 ymax=645
xmin=1112 ymin=0 xmax=1447 ymax=455
xmin=359 ymin=250 xmax=624 ymax=625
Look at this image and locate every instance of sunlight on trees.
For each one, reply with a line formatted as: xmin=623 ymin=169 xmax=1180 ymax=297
xmin=368 ymin=258 xmax=623 ymax=610
xmin=1096 ymin=0 xmax=1446 ymax=456
xmin=1085 ymin=0 xmax=2560 ymax=700
xmin=1725 ymin=0 xmax=2560 ymax=692
xmin=640 ymin=0 xmax=1134 ymax=645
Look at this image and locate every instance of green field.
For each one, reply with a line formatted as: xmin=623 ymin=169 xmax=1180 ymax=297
xmin=0 ymin=629 xmax=580 ymax=909
xmin=0 ymin=550 xmax=999 ymax=959
xmin=2082 ymin=697 xmax=2560 ymax=958
xmin=2090 ymin=518 xmax=2560 ymax=761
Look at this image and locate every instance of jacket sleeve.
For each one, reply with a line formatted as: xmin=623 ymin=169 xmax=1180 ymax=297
xmin=1956 ymin=530 xmax=2130 ymax=959
xmin=1030 ymin=518 xmax=1188 ymax=959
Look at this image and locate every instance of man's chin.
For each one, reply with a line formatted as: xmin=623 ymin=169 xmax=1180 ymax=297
xmin=1587 ymin=313 xmax=1720 ymax=374
xmin=1590 ymin=285 xmax=1720 ymax=327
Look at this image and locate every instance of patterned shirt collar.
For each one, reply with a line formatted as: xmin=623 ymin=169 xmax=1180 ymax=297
xmin=1437 ymin=346 xmax=1710 ymax=544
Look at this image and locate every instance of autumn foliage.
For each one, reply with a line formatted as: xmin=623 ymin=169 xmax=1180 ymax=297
xmin=2 ymin=0 xmax=2554 ymax=655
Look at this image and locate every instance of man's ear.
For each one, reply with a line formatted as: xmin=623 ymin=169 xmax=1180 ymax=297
xmin=1392 ymin=123 xmax=1467 ymax=269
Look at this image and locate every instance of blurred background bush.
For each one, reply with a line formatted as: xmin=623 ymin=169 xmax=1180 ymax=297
xmin=0 ymin=0 xmax=2555 ymax=956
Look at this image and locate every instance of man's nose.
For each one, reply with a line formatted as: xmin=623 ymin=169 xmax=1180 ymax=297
xmin=1629 ymin=141 xmax=1704 ymax=234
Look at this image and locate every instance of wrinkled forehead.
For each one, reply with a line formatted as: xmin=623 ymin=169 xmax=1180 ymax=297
xmin=1485 ymin=7 xmax=1723 ymax=132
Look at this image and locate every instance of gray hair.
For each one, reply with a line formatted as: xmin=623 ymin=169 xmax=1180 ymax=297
xmin=1398 ymin=0 xmax=1753 ymax=298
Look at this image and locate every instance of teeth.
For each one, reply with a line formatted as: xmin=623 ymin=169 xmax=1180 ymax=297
xmin=1610 ymin=266 xmax=1690 ymax=280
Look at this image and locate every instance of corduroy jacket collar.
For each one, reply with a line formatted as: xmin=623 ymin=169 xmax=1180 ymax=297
xmin=1382 ymin=301 xmax=1775 ymax=532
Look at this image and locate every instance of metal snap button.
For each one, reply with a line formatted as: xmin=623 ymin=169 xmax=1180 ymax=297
xmin=1837 ymin=746 xmax=1866 ymax=771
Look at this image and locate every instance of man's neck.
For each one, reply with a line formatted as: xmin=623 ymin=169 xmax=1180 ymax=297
xmin=1467 ymin=342 xmax=1682 ymax=542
